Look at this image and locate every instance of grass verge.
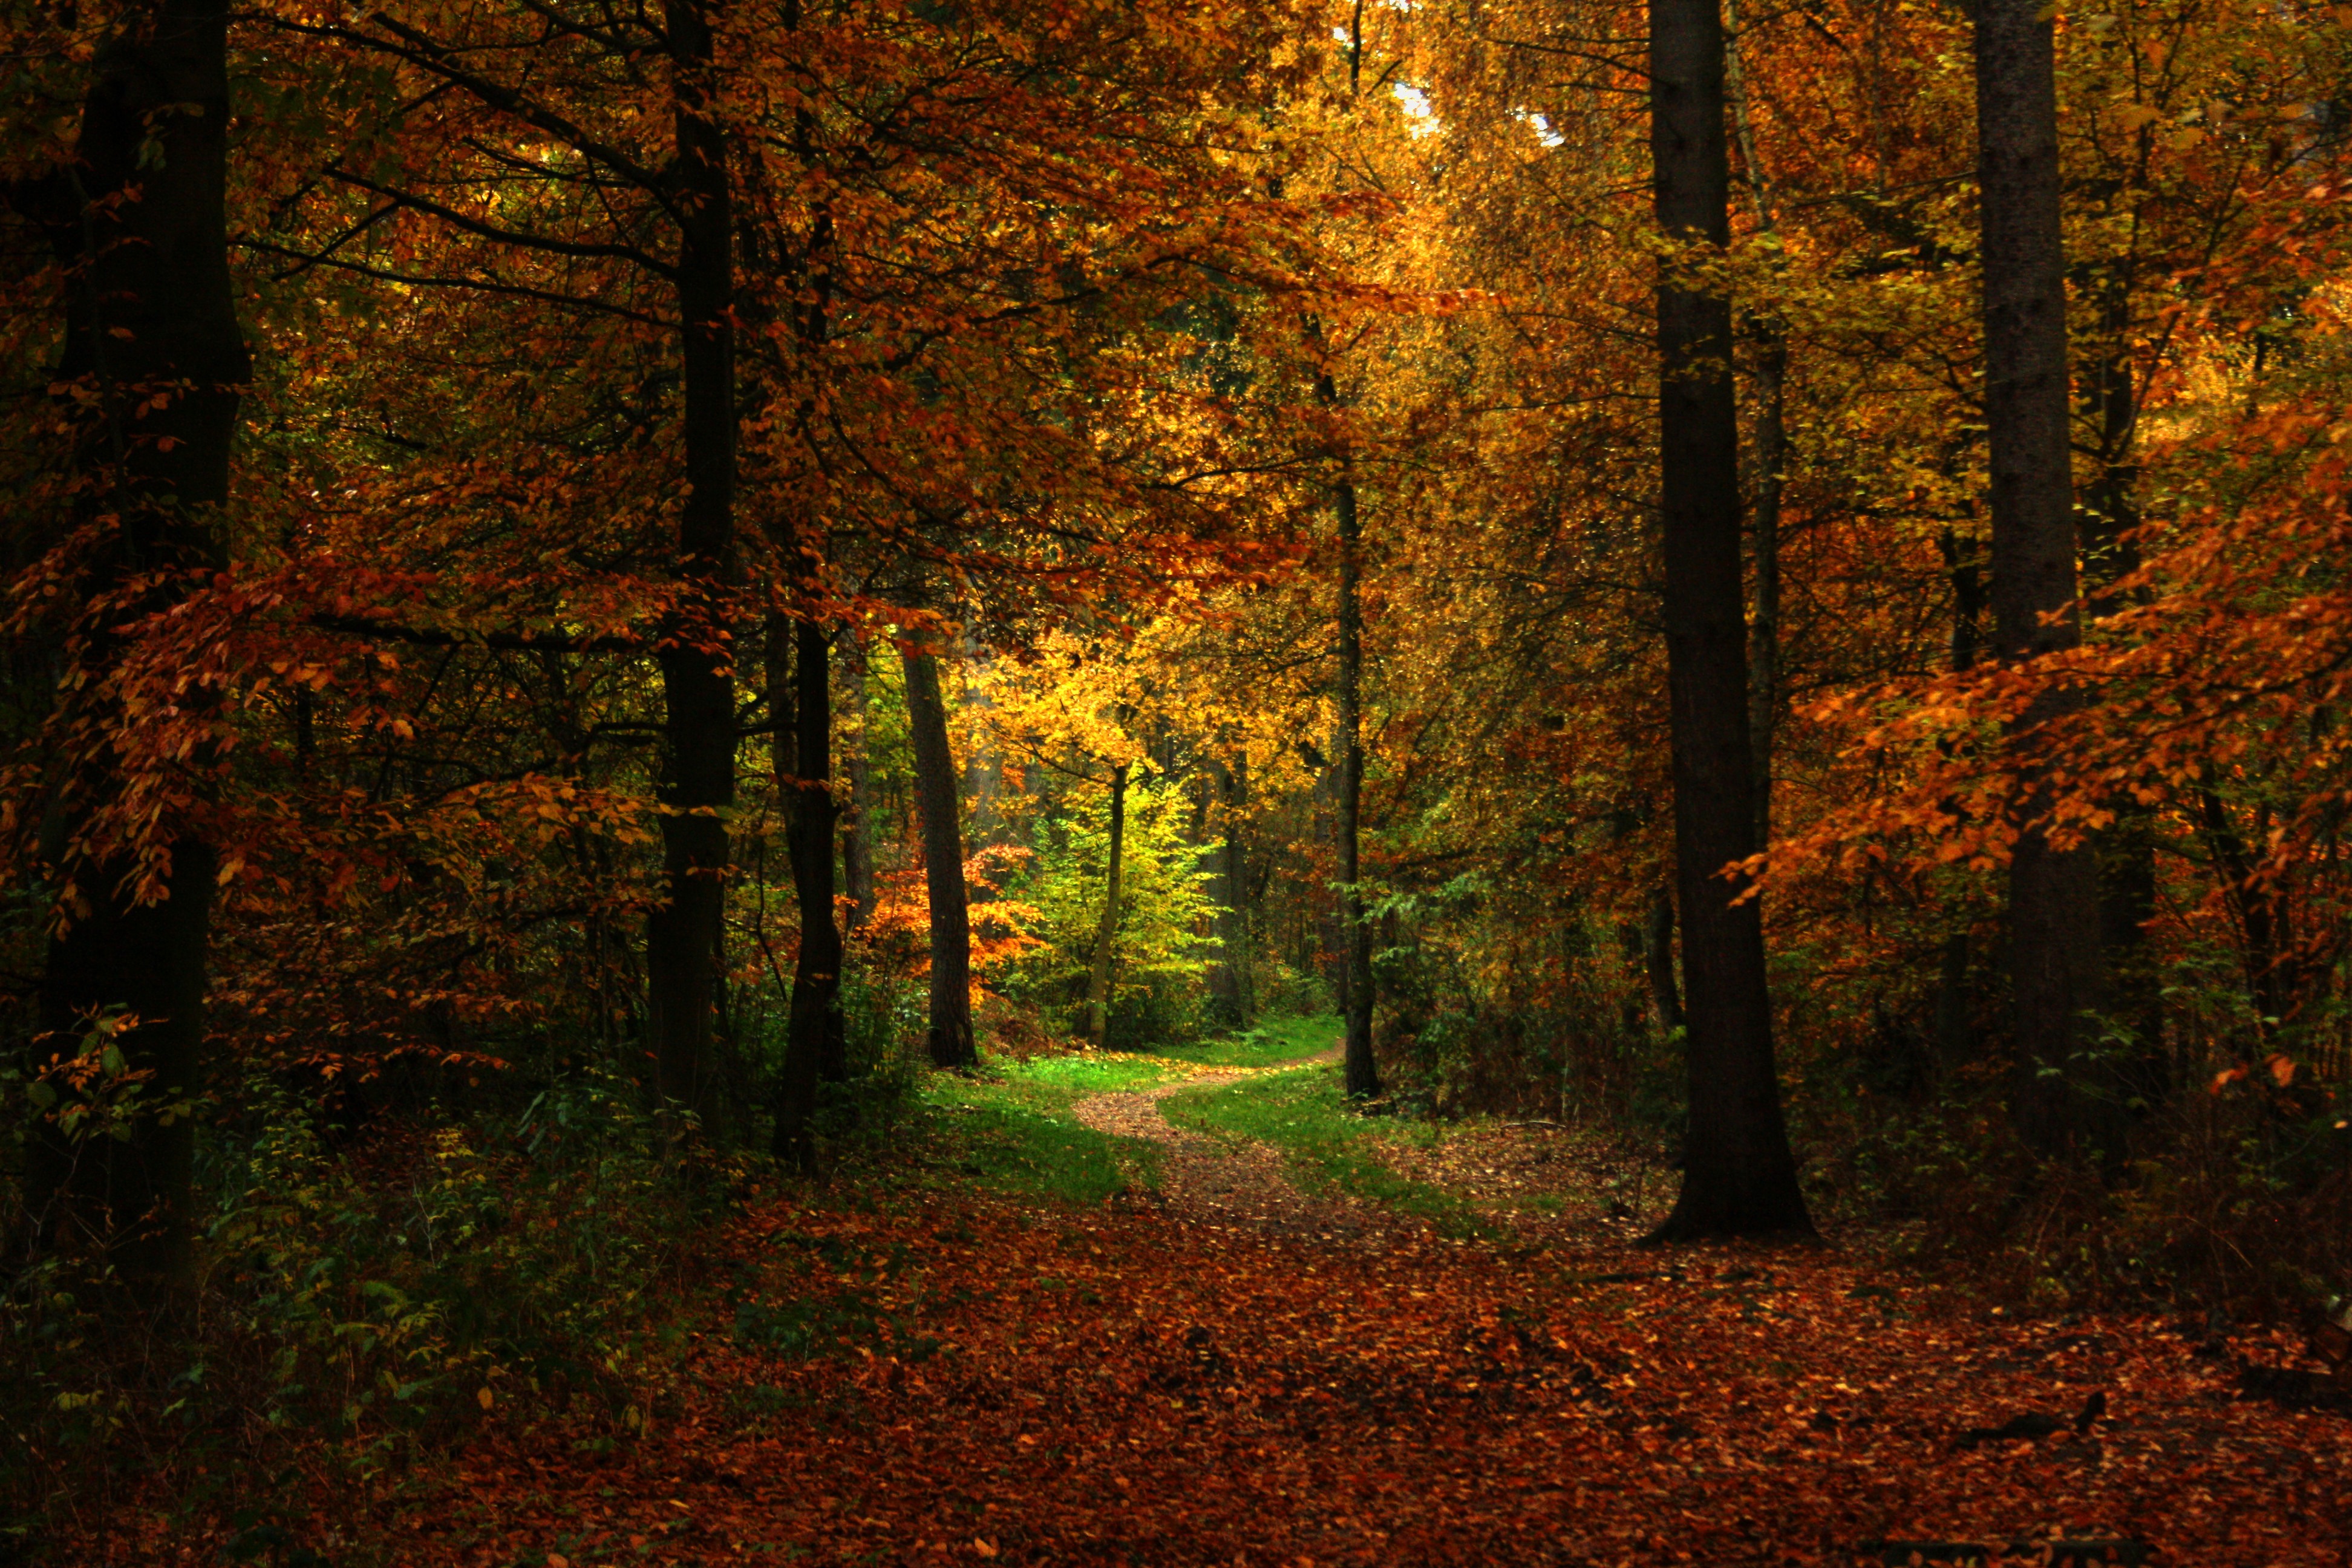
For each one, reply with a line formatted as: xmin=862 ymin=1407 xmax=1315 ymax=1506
xmin=1161 ymin=1013 xmax=1342 ymax=1070
xmin=1161 ymin=1060 xmax=1492 ymax=1237
xmin=907 ymin=1016 xmax=1350 ymax=1209
xmin=915 ymin=1051 xmax=1174 ymax=1206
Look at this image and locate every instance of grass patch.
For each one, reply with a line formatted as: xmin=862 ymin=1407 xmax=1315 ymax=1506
xmin=984 ymin=1050 xmax=1176 ymax=1108
xmin=906 ymin=1016 xmax=1344 ymax=1209
xmin=1161 ymin=1062 xmax=1491 ymax=1237
xmin=916 ymin=1051 xmax=1171 ymax=1206
xmin=1161 ymin=1013 xmax=1342 ymax=1070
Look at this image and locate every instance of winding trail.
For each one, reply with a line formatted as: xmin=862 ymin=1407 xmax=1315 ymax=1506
xmin=1067 ymin=1040 xmax=1401 ymax=1238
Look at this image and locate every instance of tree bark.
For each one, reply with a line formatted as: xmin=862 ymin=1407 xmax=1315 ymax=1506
xmin=839 ymin=634 xmax=875 ymax=932
xmin=1646 ymin=0 xmax=1811 ymax=1240
xmin=2085 ymin=279 xmax=2161 ymax=1098
xmin=1209 ymin=755 xmax=1254 ymax=1025
xmin=1642 ymin=884 xmax=1686 ymax=1040
xmin=1974 ymin=0 xmax=2103 ymax=1156
xmin=1086 ymin=765 xmax=1130 ymax=1048
xmin=1933 ymin=527 xmax=1990 ymax=1071
xmin=1726 ymin=0 xmax=1785 ymax=852
xmin=645 ymin=0 xmax=737 ymax=1128
xmin=959 ymin=631 xmax=1007 ymax=848
xmin=1745 ymin=333 xmax=1786 ymax=849
xmin=903 ymin=647 xmax=976 ymax=1066
xmin=1334 ymin=471 xmax=1380 ymax=1100
xmin=770 ymin=616 xmax=845 ymax=1163
xmin=26 ymin=0 xmax=248 ymax=1286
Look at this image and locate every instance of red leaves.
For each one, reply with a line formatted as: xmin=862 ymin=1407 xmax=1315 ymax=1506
xmin=197 ymin=1177 xmax=2347 ymax=1567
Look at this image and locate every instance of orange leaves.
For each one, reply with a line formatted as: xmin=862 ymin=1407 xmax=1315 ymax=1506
xmin=2209 ymin=1053 xmax=2299 ymax=1094
xmin=240 ymin=1171 xmax=2352 ymax=1566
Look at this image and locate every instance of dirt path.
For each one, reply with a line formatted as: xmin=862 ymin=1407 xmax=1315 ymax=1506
xmin=1068 ymin=1042 xmax=1405 ymax=1238
xmin=332 ymin=1050 xmax=2352 ymax=1567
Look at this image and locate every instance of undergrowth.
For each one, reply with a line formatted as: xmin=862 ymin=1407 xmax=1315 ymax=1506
xmin=0 ymin=1071 xmax=745 ymax=1562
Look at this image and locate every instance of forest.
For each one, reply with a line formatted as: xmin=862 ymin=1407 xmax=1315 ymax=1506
xmin=4 ymin=0 xmax=2351 ymax=1559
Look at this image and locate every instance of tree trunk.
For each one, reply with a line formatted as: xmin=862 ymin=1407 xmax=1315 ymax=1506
xmin=1642 ymin=885 xmax=1686 ymax=1040
xmin=1745 ymin=333 xmax=1786 ymax=849
xmin=903 ymin=647 xmax=976 ymax=1066
xmin=959 ymin=631 xmax=1007 ymax=848
xmin=1646 ymin=0 xmax=1811 ymax=1240
xmin=1209 ymin=755 xmax=1253 ymax=1025
xmin=27 ymin=0 xmax=248 ymax=1286
xmin=2085 ymin=279 xmax=2162 ymax=1098
xmin=1086 ymin=764 xmax=1130 ymax=1048
xmin=770 ymin=616 xmax=846 ymax=1164
xmin=1726 ymin=0 xmax=1785 ymax=852
xmin=646 ymin=0 xmax=737 ymax=1128
xmin=1933 ymin=527 xmax=1990 ymax=1072
xmin=1975 ymin=0 xmax=2103 ymax=1157
xmin=1334 ymin=474 xmax=1380 ymax=1099
xmin=840 ymin=634 xmax=875 ymax=932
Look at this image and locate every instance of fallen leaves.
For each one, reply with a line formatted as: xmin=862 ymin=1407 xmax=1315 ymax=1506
xmin=221 ymin=1172 xmax=2351 ymax=1568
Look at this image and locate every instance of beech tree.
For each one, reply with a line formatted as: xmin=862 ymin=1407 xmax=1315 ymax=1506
xmin=19 ymin=0 xmax=249 ymax=1281
xmin=1971 ymin=0 xmax=2104 ymax=1155
xmin=1645 ymin=0 xmax=1811 ymax=1239
xmin=903 ymin=644 xmax=977 ymax=1067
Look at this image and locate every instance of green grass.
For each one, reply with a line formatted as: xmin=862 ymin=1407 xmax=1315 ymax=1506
xmin=907 ymin=1015 xmax=1351 ymax=1210
xmin=918 ymin=1070 xmax=1163 ymax=1206
xmin=1160 ymin=1060 xmax=1491 ymax=1237
xmin=1160 ymin=1013 xmax=1342 ymax=1069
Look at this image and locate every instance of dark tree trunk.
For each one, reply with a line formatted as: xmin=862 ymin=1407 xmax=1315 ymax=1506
xmin=2200 ymin=779 xmax=2289 ymax=1037
xmin=839 ymin=635 xmax=875 ymax=932
xmin=2085 ymin=280 xmax=2162 ymax=1097
xmin=770 ymin=616 xmax=846 ymax=1163
xmin=1087 ymin=765 xmax=1129 ymax=1048
xmin=1334 ymin=474 xmax=1380 ymax=1100
xmin=903 ymin=647 xmax=976 ymax=1066
xmin=959 ymin=633 xmax=1006 ymax=848
xmin=1975 ymin=0 xmax=2103 ymax=1157
xmin=1727 ymin=0 xmax=1785 ymax=852
xmin=1746 ymin=332 xmax=1786 ymax=849
xmin=1647 ymin=0 xmax=1811 ymax=1240
xmin=1209 ymin=756 xmax=1254 ymax=1024
xmin=26 ymin=0 xmax=248 ymax=1285
xmin=1642 ymin=885 xmax=1686 ymax=1040
xmin=646 ymin=0 xmax=737 ymax=1128
xmin=1933 ymin=528 xmax=1989 ymax=1071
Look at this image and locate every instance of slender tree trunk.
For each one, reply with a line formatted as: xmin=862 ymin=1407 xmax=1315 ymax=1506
xmin=1333 ymin=472 xmax=1380 ymax=1099
xmin=646 ymin=0 xmax=737 ymax=1128
xmin=1209 ymin=756 xmax=1254 ymax=1024
xmin=2199 ymin=778 xmax=2288 ymax=1036
xmin=1745 ymin=335 xmax=1786 ymax=849
xmin=2085 ymin=280 xmax=2162 ymax=1096
xmin=903 ymin=647 xmax=976 ymax=1066
xmin=1726 ymin=0 xmax=1785 ymax=851
xmin=959 ymin=630 xmax=1006 ymax=848
xmin=1647 ymin=0 xmax=1811 ymax=1239
xmin=840 ymin=634 xmax=875 ymax=932
xmin=1975 ymin=0 xmax=2103 ymax=1156
xmin=771 ymin=616 xmax=845 ymax=1163
xmin=1642 ymin=885 xmax=1686 ymax=1040
xmin=25 ymin=0 xmax=248 ymax=1285
xmin=1934 ymin=527 xmax=1989 ymax=1071
xmin=1086 ymin=765 xmax=1130 ymax=1048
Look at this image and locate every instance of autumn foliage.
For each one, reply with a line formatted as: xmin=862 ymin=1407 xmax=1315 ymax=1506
xmin=4 ymin=0 xmax=2352 ymax=1559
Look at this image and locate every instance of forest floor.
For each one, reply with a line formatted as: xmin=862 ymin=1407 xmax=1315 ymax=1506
xmin=144 ymin=1025 xmax=2352 ymax=1567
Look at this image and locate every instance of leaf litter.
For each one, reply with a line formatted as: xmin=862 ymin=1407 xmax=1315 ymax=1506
xmin=118 ymin=1079 xmax=2352 ymax=1566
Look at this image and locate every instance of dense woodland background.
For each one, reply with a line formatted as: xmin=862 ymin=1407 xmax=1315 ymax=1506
xmin=4 ymin=0 xmax=2352 ymax=1554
